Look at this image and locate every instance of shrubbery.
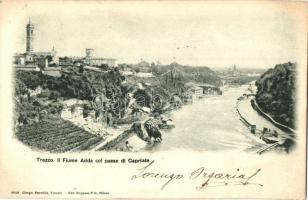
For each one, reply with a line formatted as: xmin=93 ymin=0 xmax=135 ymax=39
xmin=16 ymin=71 xmax=44 ymax=90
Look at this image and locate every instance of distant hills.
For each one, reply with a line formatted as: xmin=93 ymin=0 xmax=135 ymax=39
xmin=151 ymin=62 xmax=222 ymax=86
xmin=255 ymin=62 xmax=296 ymax=128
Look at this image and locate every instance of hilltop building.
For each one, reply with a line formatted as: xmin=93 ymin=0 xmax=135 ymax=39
xmin=84 ymin=48 xmax=117 ymax=67
xmin=26 ymin=19 xmax=34 ymax=53
xmin=59 ymin=48 xmax=117 ymax=68
xmin=14 ymin=18 xmax=116 ymax=76
xmin=13 ymin=18 xmax=60 ymax=76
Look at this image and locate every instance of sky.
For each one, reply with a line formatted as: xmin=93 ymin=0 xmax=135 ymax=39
xmin=8 ymin=1 xmax=306 ymax=69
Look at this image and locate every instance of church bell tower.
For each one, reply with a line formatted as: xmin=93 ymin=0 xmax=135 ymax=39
xmin=26 ymin=18 xmax=34 ymax=53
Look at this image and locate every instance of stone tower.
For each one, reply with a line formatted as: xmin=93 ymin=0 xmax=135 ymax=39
xmin=85 ymin=48 xmax=94 ymax=58
xmin=26 ymin=18 xmax=34 ymax=53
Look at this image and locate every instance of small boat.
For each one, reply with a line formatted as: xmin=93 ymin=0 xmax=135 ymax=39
xmin=159 ymin=123 xmax=175 ymax=129
xmin=159 ymin=120 xmax=175 ymax=129
xmin=261 ymin=136 xmax=279 ymax=144
xmin=237 ymin=96 xmax=245 ymax=100
xmin=156 ymin=115 xmax=175 ymax=130
xmin=257 ymin=127 xmax=286 ymax=145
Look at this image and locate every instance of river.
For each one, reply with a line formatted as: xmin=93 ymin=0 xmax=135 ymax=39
xmin=151 ymin=84 xmax=289 ymax=152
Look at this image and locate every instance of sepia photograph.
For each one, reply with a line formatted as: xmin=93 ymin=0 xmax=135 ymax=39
xmin=0 ymin=1 xmax=306 ymax=199
xmin=13 ymin=10 xmax=297 ymax=154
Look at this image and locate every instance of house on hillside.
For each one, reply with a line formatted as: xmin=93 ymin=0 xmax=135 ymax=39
xmin=192 ymin=86 xmax=203 ymax=99
xmin=136 ymin=72 xmax=154 ymax=78
xmin=42 ymin=67 xmax=61 ymax=77
xmin=185 ymin=82 xmax=204 ymax=100
xmin=84 ymin=48 xmax=117 ymax=67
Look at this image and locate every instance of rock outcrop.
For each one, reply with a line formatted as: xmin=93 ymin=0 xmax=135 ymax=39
xmin=255 ymin=62 xmax=296 ymax=128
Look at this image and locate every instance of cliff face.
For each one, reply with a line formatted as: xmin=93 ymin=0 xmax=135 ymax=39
xmin=255 ymin=62 xmax=296 ymax=128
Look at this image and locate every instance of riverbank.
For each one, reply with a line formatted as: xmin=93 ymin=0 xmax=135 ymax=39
xmin=95 ymin=93 xmax=225 ymax=152
xmin=251 ymin=99 xmax=296 ymax=135
xmin=236 ymin=88 xmax=295 ymax=154
xmin=151 ymin=86 xmax=259 ymax=152
xmin=61 ymin=83 xmax=295 ymax=154
xmin=61 ymin=82 xmax=296 ymax=154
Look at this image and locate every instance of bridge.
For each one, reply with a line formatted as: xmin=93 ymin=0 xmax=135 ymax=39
xmin=196 ymin=84 xmax=222 ymax=95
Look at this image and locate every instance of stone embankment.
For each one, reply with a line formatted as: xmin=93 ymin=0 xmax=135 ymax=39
xmin=251 ymin=99 xmax=296 ymax=135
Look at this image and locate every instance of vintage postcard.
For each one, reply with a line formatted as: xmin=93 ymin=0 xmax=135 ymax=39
xmin=0 ymin=0 xmax=306 ymax=199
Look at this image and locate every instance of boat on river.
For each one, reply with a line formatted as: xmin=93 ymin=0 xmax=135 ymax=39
xmin=158 ymin=116 xmax=175 ymax=130
xmin=251 ymin=126 xmax=285 ymax=145
xmin=159 ymin=122 xmax=175 ymax=130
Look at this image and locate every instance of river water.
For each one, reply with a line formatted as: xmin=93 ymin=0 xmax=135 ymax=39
xmin=152 ymin=84 xmax=288 ymax=152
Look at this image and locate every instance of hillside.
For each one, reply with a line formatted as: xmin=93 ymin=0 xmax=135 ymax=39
xmin=14 ymin=62 xmax=222 ymax=126
xmin=153 ymin=62 xmax=222 ymax=86
xmin=255 ymin=62 xmax=296 ymax=128
xmin=127 ymin=61 xmax=223 ymax=87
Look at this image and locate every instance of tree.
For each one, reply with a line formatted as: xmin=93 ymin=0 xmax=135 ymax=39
xmin=16 ymin=71 xmax=44 ymax=90
xmin=134 ymin=68 xmax=140 ymax=73
xmin=71 ymin=105 xmax=76 ymax=114
xmin=79 ymin=65 xmax=84 ymax=73
xmin=49 ymin=91 xmax=60 ymax=101
xmin=15 ymin=80 xmax=28 ymax=95
xmin=48 ymin=102 xmax=64 ymax=115
xmin=98 ymin=64 xmax=109 ymax=71
xmin=83 ymin=104 xmax=91 ymax=118
xmin=32 ymin=99 xmax=41 ymax=106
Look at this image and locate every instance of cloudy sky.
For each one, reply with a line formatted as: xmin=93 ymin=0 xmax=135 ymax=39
xmin=8 ymin=1 xmax=306 ymax=69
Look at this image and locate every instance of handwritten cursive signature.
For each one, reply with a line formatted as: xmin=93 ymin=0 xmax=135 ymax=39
xmin=131 ymin=160 xmax=184 ymax=190
xmin=131 ymin=161 xmax=263 ymax=191
xmin=190 ymin=167 xmax=263 ymax=190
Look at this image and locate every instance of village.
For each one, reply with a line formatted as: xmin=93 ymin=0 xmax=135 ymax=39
xmin=12 ymin=16 xmax=296 ymax=155
xmin=14 ymin=19 xmax=227 ymax=152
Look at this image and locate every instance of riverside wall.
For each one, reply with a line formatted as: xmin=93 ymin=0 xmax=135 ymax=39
xmin=251 ymin=99 xmax=295 ymax=135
